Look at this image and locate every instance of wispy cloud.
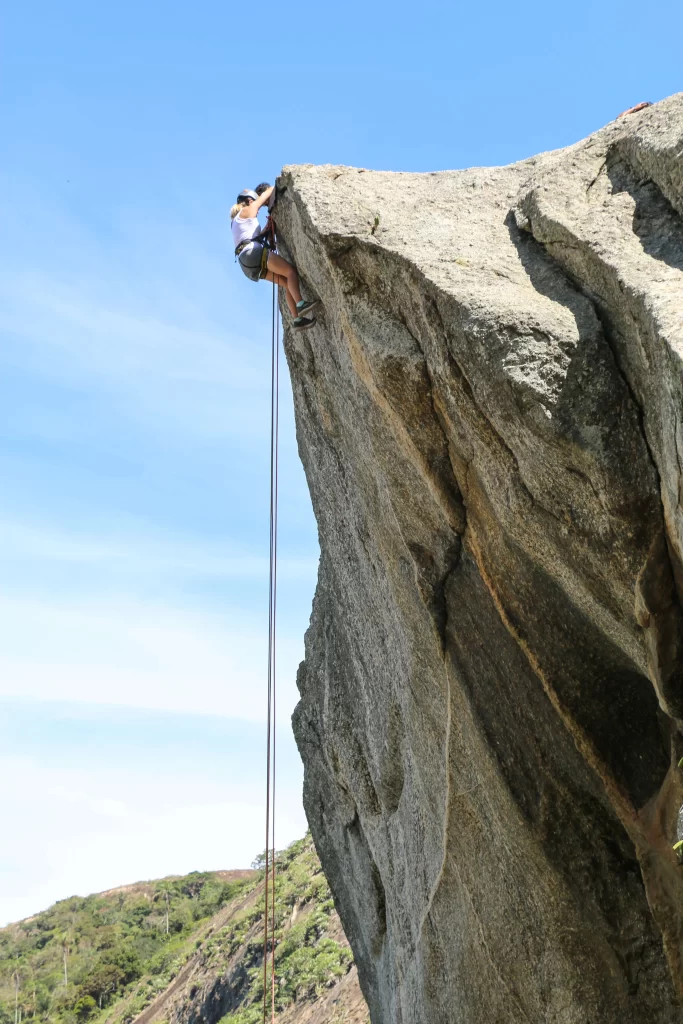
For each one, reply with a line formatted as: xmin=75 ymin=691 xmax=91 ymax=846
xmin=0 ymin=593 xmax=304 ymax=722
xmin=0 ymin=517 xmax=318 ymax=584
xmin=47 ymin=785 xmax=128 ymax=819
xmin=0 ymin=515 xmax=315 ymax=721
xmin=0 ymin=176 xmax=275 ymax=443
xmin=0 ymin=752 xmax=306 ymax=925
xmin=0 ymin=797 xmax=305 ymax=926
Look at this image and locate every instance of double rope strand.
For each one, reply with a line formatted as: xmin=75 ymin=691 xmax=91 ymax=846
xmin=263 ymin=280 xmax=280 ymax=1024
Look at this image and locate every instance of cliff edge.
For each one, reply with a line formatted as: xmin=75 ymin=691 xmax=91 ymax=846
xmin=277 ymin=94 xmax=683 ymax=1023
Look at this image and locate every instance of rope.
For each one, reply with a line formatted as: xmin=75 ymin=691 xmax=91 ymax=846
xmin=271 ymin=293 xmax=279 ymax=1017
xmin=263 ymin=278 xmax=280 ymax=1024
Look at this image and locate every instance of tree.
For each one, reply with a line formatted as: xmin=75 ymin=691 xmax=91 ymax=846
xmin=250 ymin=849 xmax=275 ymax=871
xmin=73 ymin=996 xmax=96 ymax=1021
xmin=20 ymin=963 xmax=37 ymax=1020
xmin=58 ymin=918 xmax=77 ymax=987
xmin=153 ymin=882 xmax=173 ymax=935
xmin=12 ymin=967 xmax=20 ymax=1024
xmin=100 ymin=946 xmax=141 ymax=985
xmin=59 ymin=936 xmax=69 ymax=987
xmin=180 ymin=873 xmax=209 ymax=899
xmin=82 ymin=964 xmax=125 ymax=1008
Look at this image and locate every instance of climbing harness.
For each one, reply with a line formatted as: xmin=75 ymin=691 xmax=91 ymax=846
xmin=263 ymin=274 xmax=280 ymax=1024
xmin=235 ymin=215 xmax=277 ymax=280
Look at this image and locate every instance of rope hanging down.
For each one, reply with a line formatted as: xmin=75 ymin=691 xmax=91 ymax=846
xmin=263 ymin=278 xmax=280 ymax=1024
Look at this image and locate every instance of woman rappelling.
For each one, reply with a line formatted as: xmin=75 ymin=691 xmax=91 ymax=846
xmin=231 ymin=184 xmax=318 ymax=330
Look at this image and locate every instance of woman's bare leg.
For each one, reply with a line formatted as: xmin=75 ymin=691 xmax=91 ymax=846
xmin=264 ymin=270 xmax=296 ymax=316
xmin=266 ymin=253 xmax=302 ymax=312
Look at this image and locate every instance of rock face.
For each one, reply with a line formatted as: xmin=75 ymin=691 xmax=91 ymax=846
xmin=278 ymin=94 xmax=683 ymax=1024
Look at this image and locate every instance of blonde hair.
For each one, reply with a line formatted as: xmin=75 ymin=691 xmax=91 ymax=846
xmin=230 ymin=200 xmax=250 ymax=220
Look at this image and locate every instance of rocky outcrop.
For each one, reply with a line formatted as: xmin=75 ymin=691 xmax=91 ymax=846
xmin=279 ymin=94 xmax=683 ymax=1023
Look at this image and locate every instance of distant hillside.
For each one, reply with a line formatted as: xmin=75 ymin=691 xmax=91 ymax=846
xmin=0 ymin=837 xmax=368 ymax=1024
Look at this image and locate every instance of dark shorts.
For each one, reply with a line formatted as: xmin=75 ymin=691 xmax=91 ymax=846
xmin=238 ymin=242 xmax=268 ymax=282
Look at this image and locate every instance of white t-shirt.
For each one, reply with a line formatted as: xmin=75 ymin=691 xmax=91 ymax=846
xmin=231 ymin=213 xmax=261 ymax=248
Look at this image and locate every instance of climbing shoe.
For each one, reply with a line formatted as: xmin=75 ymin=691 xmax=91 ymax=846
xmin=292 ymin=316 xmax=317 ymax=331
xmin=296 ymin=299 xmax=319 ymax=317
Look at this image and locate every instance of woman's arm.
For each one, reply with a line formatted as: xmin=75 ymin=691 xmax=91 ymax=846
xmin=617 ymin=101 xmax=652 ymax=118
xmin=238 ymin=186 xmax=274 ymax=218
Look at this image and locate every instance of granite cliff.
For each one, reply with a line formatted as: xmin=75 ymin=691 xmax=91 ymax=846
xmin=276 ymin=94 xmax=683 ymax=1023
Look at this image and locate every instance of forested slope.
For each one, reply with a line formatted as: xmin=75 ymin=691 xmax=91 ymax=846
xmin=0 ymin=838 xmax=367 ymax=1024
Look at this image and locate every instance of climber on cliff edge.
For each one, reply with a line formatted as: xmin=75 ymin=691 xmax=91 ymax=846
xmin=231 ymin=183 xmax=318 ymax=330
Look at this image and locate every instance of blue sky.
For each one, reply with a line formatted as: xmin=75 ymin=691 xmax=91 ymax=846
xmin=1 ymin=0 xmax=680 ymax=924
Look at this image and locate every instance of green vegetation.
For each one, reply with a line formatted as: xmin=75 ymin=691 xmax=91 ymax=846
xmin=0 ymin=871 xmax=254 ymax=1024
xmin=0 ymin=837 xmax=362 ymax=1024
xmin=209 ymin=837 xmax=353 ymax=1021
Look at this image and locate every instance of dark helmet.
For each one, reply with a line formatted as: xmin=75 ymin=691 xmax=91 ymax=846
xmin=237 ymin=188 xmax=258 ymax=203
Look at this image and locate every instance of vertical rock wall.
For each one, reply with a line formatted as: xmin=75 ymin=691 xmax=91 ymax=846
xmin=277 ymin=95 xmax=683 ymax=1023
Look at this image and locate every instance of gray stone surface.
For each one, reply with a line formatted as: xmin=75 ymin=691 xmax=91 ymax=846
xmin=276 ymin=94 xmax=683 ymax=1023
